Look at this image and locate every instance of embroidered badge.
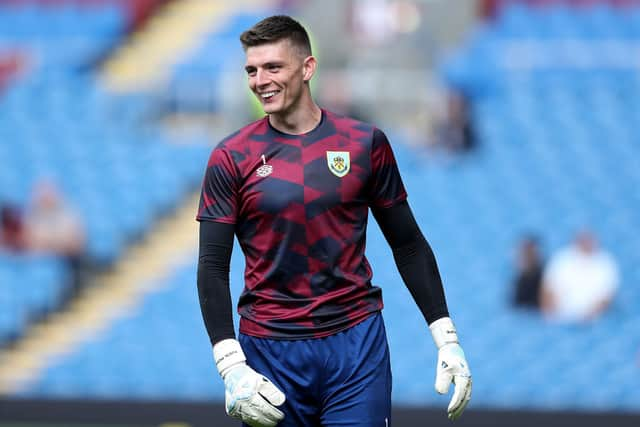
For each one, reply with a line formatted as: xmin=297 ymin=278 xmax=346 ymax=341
xmin=326 ymin=151 xmax=350 ymax=177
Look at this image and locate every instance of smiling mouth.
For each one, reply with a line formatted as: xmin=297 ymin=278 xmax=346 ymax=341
xmin=260 ymin=90 xmax=280 ymax=100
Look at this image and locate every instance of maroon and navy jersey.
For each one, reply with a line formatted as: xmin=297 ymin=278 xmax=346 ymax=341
xmin=197 ymin=110 xmax=407 ymax=339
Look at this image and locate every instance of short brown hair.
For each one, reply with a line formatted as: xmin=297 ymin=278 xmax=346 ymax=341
xmin=240 ymin=15 xmax=312 ymax=57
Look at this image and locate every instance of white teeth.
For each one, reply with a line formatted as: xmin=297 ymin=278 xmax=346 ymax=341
xmin=261 ymin=91 xmax=278 ymax=99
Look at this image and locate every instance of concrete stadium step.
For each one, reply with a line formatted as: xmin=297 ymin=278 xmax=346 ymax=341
xmin=101 ymin=0 xmax=274 ymax=92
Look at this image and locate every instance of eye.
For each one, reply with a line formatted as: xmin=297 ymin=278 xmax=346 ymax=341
xmin=268 ymin=64 xmax=281 ymax=72
xmin=245 ymin=67 xmax=256 ymax=77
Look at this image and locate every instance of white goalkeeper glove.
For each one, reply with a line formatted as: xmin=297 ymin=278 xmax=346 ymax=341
xmin=213 ymin=339 xmax=286 ymax=427
xmin=430 ymin=317 xmax=472 ymax=420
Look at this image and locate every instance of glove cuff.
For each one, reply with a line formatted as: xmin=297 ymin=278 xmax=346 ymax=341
xmin=213 ymin=339 xmax=246 ymax=378
xmin=429 ymin=316 xmax=459 ymax=349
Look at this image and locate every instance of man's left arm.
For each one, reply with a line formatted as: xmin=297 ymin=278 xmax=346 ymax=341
xmin=372 ymin=201 xmax=472 ymax=420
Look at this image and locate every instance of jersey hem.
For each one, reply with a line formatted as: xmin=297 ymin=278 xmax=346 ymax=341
xmin=371 ymin=193 xmax=408 ymax=209
xmin=238 ymin=310 xmax=381 ymax=341
xmin=195 ymin=216 xmax=236 ymax=225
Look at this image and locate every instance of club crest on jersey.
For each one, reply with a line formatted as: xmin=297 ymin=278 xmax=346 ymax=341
xmin=326 ymin=151 xmax=350 ymax=178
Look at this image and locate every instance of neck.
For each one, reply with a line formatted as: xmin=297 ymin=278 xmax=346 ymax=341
xmin=269 ymin=95 xmax=322 ymax=135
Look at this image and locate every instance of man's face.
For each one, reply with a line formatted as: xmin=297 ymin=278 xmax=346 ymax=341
xmin=244 ymin=39 xmax=309 ymax=116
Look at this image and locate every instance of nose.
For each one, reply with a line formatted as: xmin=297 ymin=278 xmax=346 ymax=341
xmin=255 ymin=68 xmax=270 ymax=88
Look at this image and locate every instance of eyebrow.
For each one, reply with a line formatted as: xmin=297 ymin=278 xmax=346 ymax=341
xmin=245 ymin=61 xmax=285 ymax=72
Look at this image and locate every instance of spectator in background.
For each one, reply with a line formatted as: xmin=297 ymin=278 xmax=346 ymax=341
xmin=511 ymin=234 xmax=544 ymax=309
xmin=320 ymin=71 xmax=371 ymax=123
xmin=541 ymin=230 xmax=620 ymax=323
xmin=0 ymin=203 xmax=27 ymax=252
xmin=25 ymin=180 xmax=88 ymax=297
xmin=433 ymin=89 xmax=476 ymax=153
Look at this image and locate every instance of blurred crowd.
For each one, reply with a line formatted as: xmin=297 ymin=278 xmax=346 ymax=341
xmin=511 ymin=229 xmax=620 ymax=324
xmin=1 ymin=179 xmax=88 ymax=299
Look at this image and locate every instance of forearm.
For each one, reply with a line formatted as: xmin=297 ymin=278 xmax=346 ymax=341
xmin=371 ymin=201 xmax=449 ymax=324
xmin=539 ymin=284 xmax=555 ymax=314
xmin=392 ymin=235 xmax=449 ymax=324
xmin=587 ymin=297 xmax=612 ymax=320
xmin=197 ymin=221 xmax=236 ymax=345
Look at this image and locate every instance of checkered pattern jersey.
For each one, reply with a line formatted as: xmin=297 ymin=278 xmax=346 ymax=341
xmin=197 ymin=110 xmax=407 ymax=339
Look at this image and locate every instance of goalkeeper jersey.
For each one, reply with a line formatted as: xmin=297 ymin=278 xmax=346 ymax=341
xmin=197 ymin=110 xmax=407 ymax=339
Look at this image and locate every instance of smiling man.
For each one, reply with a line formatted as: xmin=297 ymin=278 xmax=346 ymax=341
xmin=196 ymin=15 xmax=472 ymax=427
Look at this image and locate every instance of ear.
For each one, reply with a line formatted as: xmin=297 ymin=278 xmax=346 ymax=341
xmin=302 ymin=55 xmax=317 ymax=83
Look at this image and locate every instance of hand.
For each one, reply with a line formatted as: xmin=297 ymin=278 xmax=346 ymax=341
xmin=214 ymin=339 xmax=286 ymax=427
xmin=223 ymin=364 xmax=286 ymax=427
xmin=429 ymin=317 xmax=472 ymax=420
xmin=435 ymin=342 xmax=472 ymax=420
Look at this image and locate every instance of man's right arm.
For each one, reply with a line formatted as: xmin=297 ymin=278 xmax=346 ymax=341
xmin=197 ymin=220 xmax=286 ymax=427
xmin=197 ymin=220 xmax=236 ymax=344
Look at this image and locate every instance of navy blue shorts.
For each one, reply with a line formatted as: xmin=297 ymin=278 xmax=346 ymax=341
xmin=239 ymin=313 xmax=392 ymax=427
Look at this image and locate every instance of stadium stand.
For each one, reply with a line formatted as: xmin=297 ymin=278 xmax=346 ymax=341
xmin=167 ymin=11 xmax=266 ymax=112
xmin=4 ymin=0 xmax=640 ymax=416
xmin=18 ymin=260 xmax=219 ymax=400
xmin=99 ymin=0 xmax=263 ymax=93
xmin=0 ymin=0 xmax=209 ymax=345
xmin=0 ymin=254 xmax=68 ymax=342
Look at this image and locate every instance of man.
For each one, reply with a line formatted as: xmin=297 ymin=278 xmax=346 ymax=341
xmin=511 ymin=235 xmax=544 ymax=309
xmin=196 ymin=15 xmax=471 ymax=427
xmin=541 ymin=230 xmax=619 ymax=323
xmin=25 ymin=179 xmax=88 ymax=298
